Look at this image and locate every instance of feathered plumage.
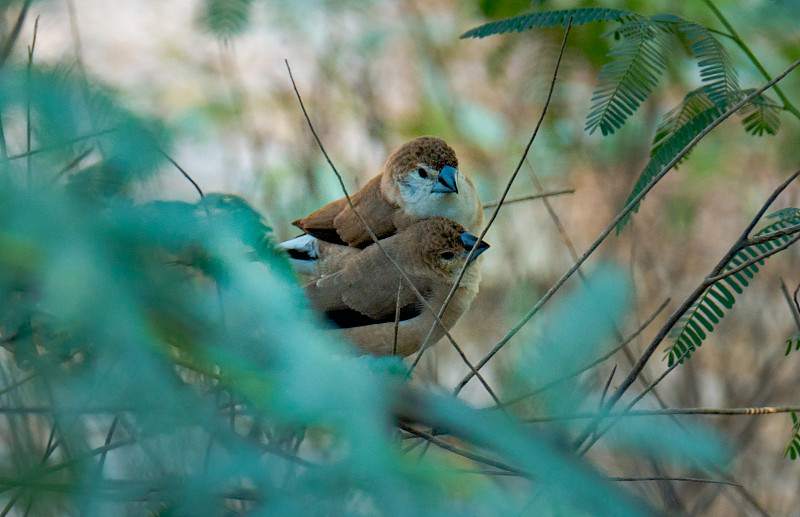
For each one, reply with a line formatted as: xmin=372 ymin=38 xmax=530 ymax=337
xmin=304 ymin=217 xmax=488 ymax=356
xmin=282 ymin=136 xmax=483 ymax=275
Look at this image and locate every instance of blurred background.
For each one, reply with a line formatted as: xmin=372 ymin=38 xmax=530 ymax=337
xmin=5 ymin=0 xmax=800 ymax=514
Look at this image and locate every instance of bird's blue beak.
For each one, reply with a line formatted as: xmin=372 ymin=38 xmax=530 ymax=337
xmin=459 ymin=232 xmax=489 ymax=262
xmin=432 ymin=165 xmax=458 ymax=194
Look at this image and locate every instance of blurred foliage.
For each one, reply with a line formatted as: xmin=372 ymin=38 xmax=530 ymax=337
xmin=0 ymin=3 xmax=738 ymax=515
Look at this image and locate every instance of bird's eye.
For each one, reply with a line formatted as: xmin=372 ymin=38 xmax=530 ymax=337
xmin=417 ymin=167 xmax=428 ymax=179
xmin=440 ymin=251 xmax=455 ymax=261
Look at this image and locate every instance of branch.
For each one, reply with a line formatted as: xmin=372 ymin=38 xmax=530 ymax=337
xmin=284 ymin=60 xmax=499 ymax=404
xmin=409 ymin=16 xmax=575 ymax=374
xmin=398 ymin=424 xmax=525 ymax=476
xmin=702 ymin=0 xmax=800 ymax=121
xmin=525 ymin=405 xmax=800 ymax=423
xmin=495 ymin=297 xmax=670 ymax=410
xmin=481 ymin=189 xmax=574 ymax=209
xmin=705 ymin=233 xmax=800 ymax=285
xmin=159 ymin=148 xmax=204 ymax=199
xmin=611 ymin=476 xmax=741 ymax=487
xmin=0 ymin=0 xmax=30 ymax=71
xmin=454 ymin=57 xmax=800 ymax=394
xmin=573 ymin=168 xmax=800 ymax=452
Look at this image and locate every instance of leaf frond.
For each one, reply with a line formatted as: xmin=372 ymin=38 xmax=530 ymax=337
xmin=736 ymin=89 xmax=781 ymax=136
xmin=665 ymin=209 xmax=800 ymax=366
xmin=197 ymin=0 xmax=252 ymax=38
xmin=616 ymin=91 xmax=723 ymax=232
xmin=585 ymin=17 xmax=669 ymax=135
xmin=460 ymin=7 xmax=638 ymax=39
xmin=660 ymin=16 xmax=740 ymax=107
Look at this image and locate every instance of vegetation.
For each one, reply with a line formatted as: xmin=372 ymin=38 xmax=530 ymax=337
xmin=0 ymin=0 xmax=799 ymax=514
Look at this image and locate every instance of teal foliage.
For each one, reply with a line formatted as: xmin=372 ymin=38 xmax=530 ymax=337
xmin=512 ymin=265 xmax=726 ymax=475
xmin=0 ymin=64 xmax=670 ymax=516
xmin=665 ymin=209 xmax=800 ymax=366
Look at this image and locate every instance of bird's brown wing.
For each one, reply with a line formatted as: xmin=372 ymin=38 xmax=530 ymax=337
xmin=307 ymin=244 xmax=430 ymax=326
xmin=292 ymin=175 xmax=397 ymax=247
xmin=292 ymin=197 xmax=349 ymax=245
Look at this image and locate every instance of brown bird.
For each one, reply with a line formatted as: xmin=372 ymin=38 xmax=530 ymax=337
xmin=305 ymin=217 xmax=489 ymax=356
xmin=292 ymin=136 xmax=483 ymax=248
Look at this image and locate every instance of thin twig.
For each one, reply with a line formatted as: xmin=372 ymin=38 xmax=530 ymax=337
xmin=25 ymin=15 xmax=39 ymax=186
xmin=398 ymin=423 xmax=525 ymax=476
xmin=455 ymin=57 xmax=800 ymax=395
xmin=574 ymin=168 xmax=800 ymax=452
xmin=525 ymin=405 xmax=800 ymax=423
xmin=6 ymin=128 xmax=116 ymax=161
xmin=0 ymin=0 xmax=30 ymax=71
xmin=53 ymin=148 xmax=92 ymax=181
xmin=409 ymin=16 xmax=575 ymax=374
xmin=284 ymin=60 xmax=499 ymax=404
xmin=159 ymin=148 xmax=204 ymax=199
xmin=495 ymin=298 xmax=669 ymax=410
xmin=705 ymin=233 xmax=800 ymax=284
xmin=702 ymin=0 xmax=800 ymax=121
xmin=780 ymin=279 xmax=800 ymax=331
xmin=393 ymin=282 xmax=402 ymax=356
xmin=599 ymin=365 xmax=616 ymax=408
xmin=612 ymin=476 xmax=741 ymax=487
xmin=481 ymin=189 xmax=574 ymax=209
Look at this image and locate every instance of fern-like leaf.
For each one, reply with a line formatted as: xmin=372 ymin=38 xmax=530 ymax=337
xmin=657 ymin=16 xmax=739 ymax=107
xmin=665 ymin=209 xmax=800 ymax=366
xmin=197 ymin=0 xmax=251 ymax=38
xmin=460 ymin=7 xmax=637 ymax=39
xmin=585 ymin=18 xmax=669 ymax=135
xmin=784 ymin=412 xmax=800 ymax=460
xmin=616 ymin=91 xmax=722 ymax=232
xmin=651 ymin=87 xmax=719 ymax=159
xmin=736 ymin=89 xmax=781 ymax=136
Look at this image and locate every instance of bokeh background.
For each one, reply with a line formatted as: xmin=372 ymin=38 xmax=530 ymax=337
xmin=5 ymin=0 xmax=800 ymax=514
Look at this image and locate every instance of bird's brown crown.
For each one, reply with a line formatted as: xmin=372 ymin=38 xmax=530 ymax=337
xmin=398 ymin=217 xmax=473 ymax=276
xmin=385 ymin=136 xmax=458 ymax=177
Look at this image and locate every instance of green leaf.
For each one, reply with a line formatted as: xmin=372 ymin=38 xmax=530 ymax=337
xmin=586 ymin=17 xmax=669 ymax=135
xmin=667 ymin=18 xmax=739 ymax=107
xmin=617 ymin=94 xmax=721 ymax=232
xmin=460 ymin=7 xmax=638 ymax=39
xmin=737 ymin=89 xmax=781 ymax=136
xmin=665 ymin=209 xmax=800 ymax=364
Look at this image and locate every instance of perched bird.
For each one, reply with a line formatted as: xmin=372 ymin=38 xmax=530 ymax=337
xmin=285 ymin=137 xmax=483 ymax=275
xmin=305 ymin=217 xmax=489 ymax=356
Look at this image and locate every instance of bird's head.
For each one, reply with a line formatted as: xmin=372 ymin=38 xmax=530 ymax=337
xmin=386 ymin=136 xmax=461 ymax=200
xmin=404 ymin=217 xmax=489 ymax=278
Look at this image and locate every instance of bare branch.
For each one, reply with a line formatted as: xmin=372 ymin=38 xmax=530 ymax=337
xmin=481 ymin=189 xmax=574 ymax=209
xmin=526 ymin=405 xmax=800 ymax=423
xmin=455 ymin=58 xmax=800 ymax=393
xmin=410 ymin=16 xmax=575 ymax=374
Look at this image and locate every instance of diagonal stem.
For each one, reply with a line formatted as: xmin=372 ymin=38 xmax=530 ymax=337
xmin=454 ymin=56 xmax=800 ymax=395
xmin=409 ymin=16 xmax=575 ymax=375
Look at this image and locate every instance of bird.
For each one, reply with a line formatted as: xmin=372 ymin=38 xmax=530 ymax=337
xmin=282 ymin=137 xmax=483 ymax=275
xmin=304 ymin=217 xmax=489 ymax=356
